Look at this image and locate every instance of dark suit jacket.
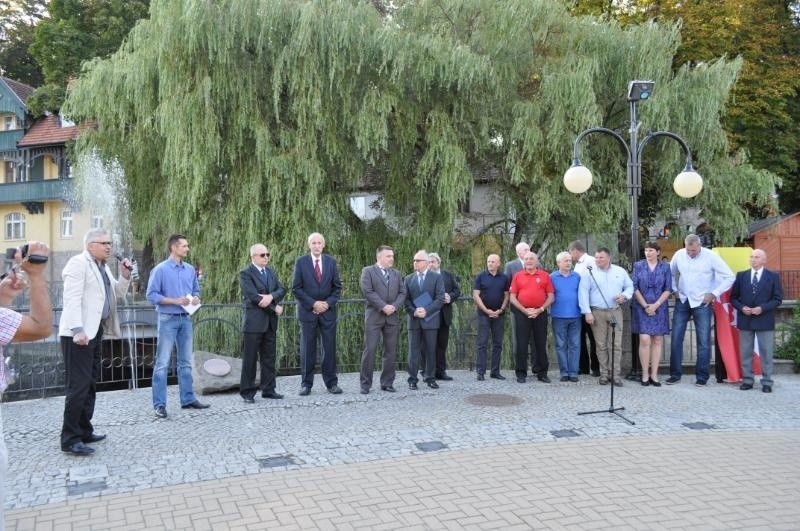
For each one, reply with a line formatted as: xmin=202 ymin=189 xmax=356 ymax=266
xmin=504 ymin=259 xmax=523 ymax=280
xmin=404 ymin=271 xmax=445 ymax=330
xmin=240 ymin=264 xmax=286 ymax=333
xmin=292 ymin=253 xmax=342 ymax=323
xmin=361 ymin=265 xmax=406 ymax=326
xmin=438 ymin=269 xmax=461 ymax=327
xmin=730 ymin=268 xmax=783 ymax=331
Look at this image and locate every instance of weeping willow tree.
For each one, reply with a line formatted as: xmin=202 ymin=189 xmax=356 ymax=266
xmin=63 ymin=0 xmax=777 ymax=301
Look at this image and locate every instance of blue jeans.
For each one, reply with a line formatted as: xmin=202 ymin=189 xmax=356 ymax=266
xmin=670 ymin=300 xmax=712 ymax=382
xmin=552 ymin=317 xmax=581 ymax=377
xmin=152 ymin=313 xmax=197 ymax=408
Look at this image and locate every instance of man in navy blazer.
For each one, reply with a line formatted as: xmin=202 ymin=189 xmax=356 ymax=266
xmin=404 ymin=250 xmax=445 ymax=390
xmin=292 ymin=233 xmax=343 ymax=395
xmin=239 ymin=243 xmax=286 ymax=403
xmin=359 ymin=245 xmax=406 ymax=394
xmin=427 ymin=253 xmax=461 ymax=380
xmin=730 ymin=249 xmax=783 ymax=393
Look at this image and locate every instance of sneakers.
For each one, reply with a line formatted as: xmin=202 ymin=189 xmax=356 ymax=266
xmin=154 ymin=405 xmax=167 ymax=418
xmin=665 ymin=376 xmax=680 ymax=385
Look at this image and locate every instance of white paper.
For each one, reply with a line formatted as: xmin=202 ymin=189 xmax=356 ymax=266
xmin=181 ymin=294 xmax=201 ymax=315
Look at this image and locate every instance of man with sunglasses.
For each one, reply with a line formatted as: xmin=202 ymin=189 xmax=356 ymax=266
xmin=239 ymin=244 xmax=286 ymax=403
xmin=59 ymin=229 xmax=132 ymax=455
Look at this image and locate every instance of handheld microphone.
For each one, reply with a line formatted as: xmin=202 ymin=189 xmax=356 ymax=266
xmin=115 ymin=253 xmax=133 ymax=271
xmin=586 ymin=265 xmax=593 ymax=271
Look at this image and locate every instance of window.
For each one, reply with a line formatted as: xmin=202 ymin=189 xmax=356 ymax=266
xmin=3 ymin=116 xmax=14 ymax=131
xmin=91 ymin=212 xmax=103 ymax=229
xmin=60 ymin=209 xmax=73 ymax=238
xmin=5 ymin=213 xmax=25 ymax=240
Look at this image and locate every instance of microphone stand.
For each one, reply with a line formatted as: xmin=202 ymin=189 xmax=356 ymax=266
xmin=578 ymin=266 xmax=635 ymax=425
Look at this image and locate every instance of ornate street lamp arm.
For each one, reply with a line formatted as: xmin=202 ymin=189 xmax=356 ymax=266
xmin=637 ymin=131 xmax=695 ymax=170
xmin=571 ymin=127 xmax=633 ymax=166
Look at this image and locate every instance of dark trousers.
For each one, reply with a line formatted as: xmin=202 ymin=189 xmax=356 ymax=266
xmin=434 ymin=323 xmax=451 ymax=376
xmin=240 ymin=329 xmax=277 ymax=398
xmin=408 ymin=327 xmax=437 ymax=383
xmin=299 ymin=317 xmax=338 ymax=389
xmin=60 ymin=329 xmax=102 ymax=448
xmin=475 ymin=312 xmax=505 ymax=375
xmin=578 ymin=319 xmax=599 ymax=374
xmin=513 ymin=311 xmax=549 ymax=378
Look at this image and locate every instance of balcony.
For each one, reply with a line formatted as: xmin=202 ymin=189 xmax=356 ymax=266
xmin=0 ymin=129 xmax=24 ymax=152
xmin=0 ymin=178 xmax=73 ymax=204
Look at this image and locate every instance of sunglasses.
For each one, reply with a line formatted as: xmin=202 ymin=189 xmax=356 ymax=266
xmin=256 ymin=253 xmax=270 ymax=258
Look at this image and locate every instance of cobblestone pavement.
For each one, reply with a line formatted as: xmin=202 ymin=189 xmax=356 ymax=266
xmin=3 ymin=369 xmax=800 ymax=529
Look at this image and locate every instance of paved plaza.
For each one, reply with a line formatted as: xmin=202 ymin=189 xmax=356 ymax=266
xmin=3 ymin=369 xmax=800 ymax=530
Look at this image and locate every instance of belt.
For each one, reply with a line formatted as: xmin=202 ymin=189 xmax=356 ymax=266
xmin=590 ymin=306 xmax=618 ymax=311
xmin=162 ymin=312 xmax=190 ymax=317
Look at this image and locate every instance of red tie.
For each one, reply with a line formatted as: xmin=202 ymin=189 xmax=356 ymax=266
xmin=314 ymin=259 xmax=322 ymax=283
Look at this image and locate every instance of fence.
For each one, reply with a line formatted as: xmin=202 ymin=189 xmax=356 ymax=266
xmin=2 ymin=298 xmax=796 ymax=402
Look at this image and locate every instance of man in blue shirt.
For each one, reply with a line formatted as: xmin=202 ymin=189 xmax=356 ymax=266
xmin=668 ymin=234 xmax=734 ymax=386
xmin=550 ymin=252 xmax=582 ymax=382
xmin=472 ymin=254 xmax=509 ymax=381
xmin=147 ymin=234 xmax=209 ymax=418
xmin=578 ymin=248 xmax=634 ymax=386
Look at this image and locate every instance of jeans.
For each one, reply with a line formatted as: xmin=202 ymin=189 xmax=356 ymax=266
xmin=670 ymin=300 xmax=712 ymax=382
xmin=475 ymin=312 xmax=505 ymax=375
xmin=152 ymin=313 xmax=197 ymax=408
xmin=552 ymin=317 xmax=581 ymax=377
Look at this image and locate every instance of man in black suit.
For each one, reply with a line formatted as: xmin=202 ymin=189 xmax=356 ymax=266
xmin=239 ymin=243 xmax=286 ymax=403
xmin=360 ymin=245 xmax=406 ymax=394
xmin=292 ymin=232 xmax=343 ymax=396
xmin=730 ymin=249 xmax=783 ymax=393
xmin=427 ymin=253 xmax=460 ymax=381
xmin=404 ymin=250 xmax=445 ymax=390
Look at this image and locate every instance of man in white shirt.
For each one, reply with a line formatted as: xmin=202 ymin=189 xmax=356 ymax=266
xmin=569 ymin=240 xmax=599 ymax=376
xmin=668 ymin=234 xmax=734 ymax=386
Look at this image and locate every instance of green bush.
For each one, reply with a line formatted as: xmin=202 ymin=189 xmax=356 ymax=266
xmin=776 ymin=304 xmax=800 ymax=373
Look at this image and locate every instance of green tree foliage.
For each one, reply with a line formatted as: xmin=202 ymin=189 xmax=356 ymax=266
xmin=26 ymin=0 xmax=150 ymax=114
xmin=572 ymin=0 xmax=800 ymax=215
xmin=63 ymin=0 xmax=777 ymax=301
xmin=0 ymin=0 xmax=47 ymax=85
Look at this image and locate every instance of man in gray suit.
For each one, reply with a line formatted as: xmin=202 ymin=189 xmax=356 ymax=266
xmin=404 ymin=250 xmax=445 ymax=390
xmin=360 ymin=246 xmax=407 ymax=394
xmin=504 ymin=241 xmax=530 ymax=280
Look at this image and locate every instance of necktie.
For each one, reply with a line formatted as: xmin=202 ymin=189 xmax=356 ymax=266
xmin=314 ymin=259 xmax=322 ymax=283
xmin=97 ymin=262 xmax=111 ymax=319
xmin=381 ymin=268 xmax=389 ymax=285
xmin=260 ymin=268 xmax=266 ymax=277
xmin=418 ymin=273 xmax=424 ymax=289
xmin=752 ymin=271 xmax=759 ymax=294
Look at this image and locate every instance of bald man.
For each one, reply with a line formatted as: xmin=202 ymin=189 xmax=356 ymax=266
xmin=730 ymin=249 xmax=782 ymax=393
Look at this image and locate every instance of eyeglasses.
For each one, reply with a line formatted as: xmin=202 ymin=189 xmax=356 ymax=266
xmin=412 ymin=259 xmax=426 ymax=262
xmin=256 ymin=253 xmax=270 ymax=258
xmin=91 ymin=241 xmax=113 ymax=246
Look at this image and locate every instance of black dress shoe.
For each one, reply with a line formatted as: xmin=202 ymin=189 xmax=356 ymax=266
xmin=762 ymin=385 xmax=772 ymax=393
xmin=560 ymin=376 xmax=570 ymax=382
xmin=408 ymin=382 xmax=418 ymax=390
xmin=327 ymin=385 xmax=343 ymax=394
xmin=490 ymin=373 xmax=505 ymax=380
xmin=62 ymin=442 xmax=94 ymax=456
xmin=242 ymin=396 xmax=255 ymax=404
xmin=381 ymin=385 xmax=396 ymax=392
xmin=360 ymin=388 xmax=369 ymax=395
xmin=739 ymin=383 xmax=753 ymax=391
xmin=591 ymin=370 xmax=601 ymax=377
xmin=82 ymin=433 xmax=107 ymax=443
xmin=436 ymin=374 xmax=453 ymax=381
xmin=516 ymin=377 xmax=526 ymax=383
xmin=649 ymin=378 xmax=661 ymax=387
xmin=262 ymin=391 xmax=284 ymax=399
xmin=426 ymin=380 xmax=439 ymax=389
xmin=537 ymin=375 xmax=551 ymax=383
xmin=181 ymin=400 xmax=210 ymax=409
xmin=299 ymin=386 xmax=311 ymax=396
xmin=477 ymin=374 xmax=485 ymax=381
xmin=569 ymin=376 xmax=579 ymax=383
xmin=641 ymin=379 xmax=650 ymax=386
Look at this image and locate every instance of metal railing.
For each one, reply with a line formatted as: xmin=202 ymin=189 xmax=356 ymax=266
xmin=2 ymin=298 xmax=796 ymax=402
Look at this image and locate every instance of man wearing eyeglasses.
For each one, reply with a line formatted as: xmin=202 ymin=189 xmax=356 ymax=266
xmin=59 ymin=229 xmax=131 ymax=455
xmin=404 ymin=250 xmax=445 ymax=390
xmin=239 ymin=244 xmax=286 ymax=403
